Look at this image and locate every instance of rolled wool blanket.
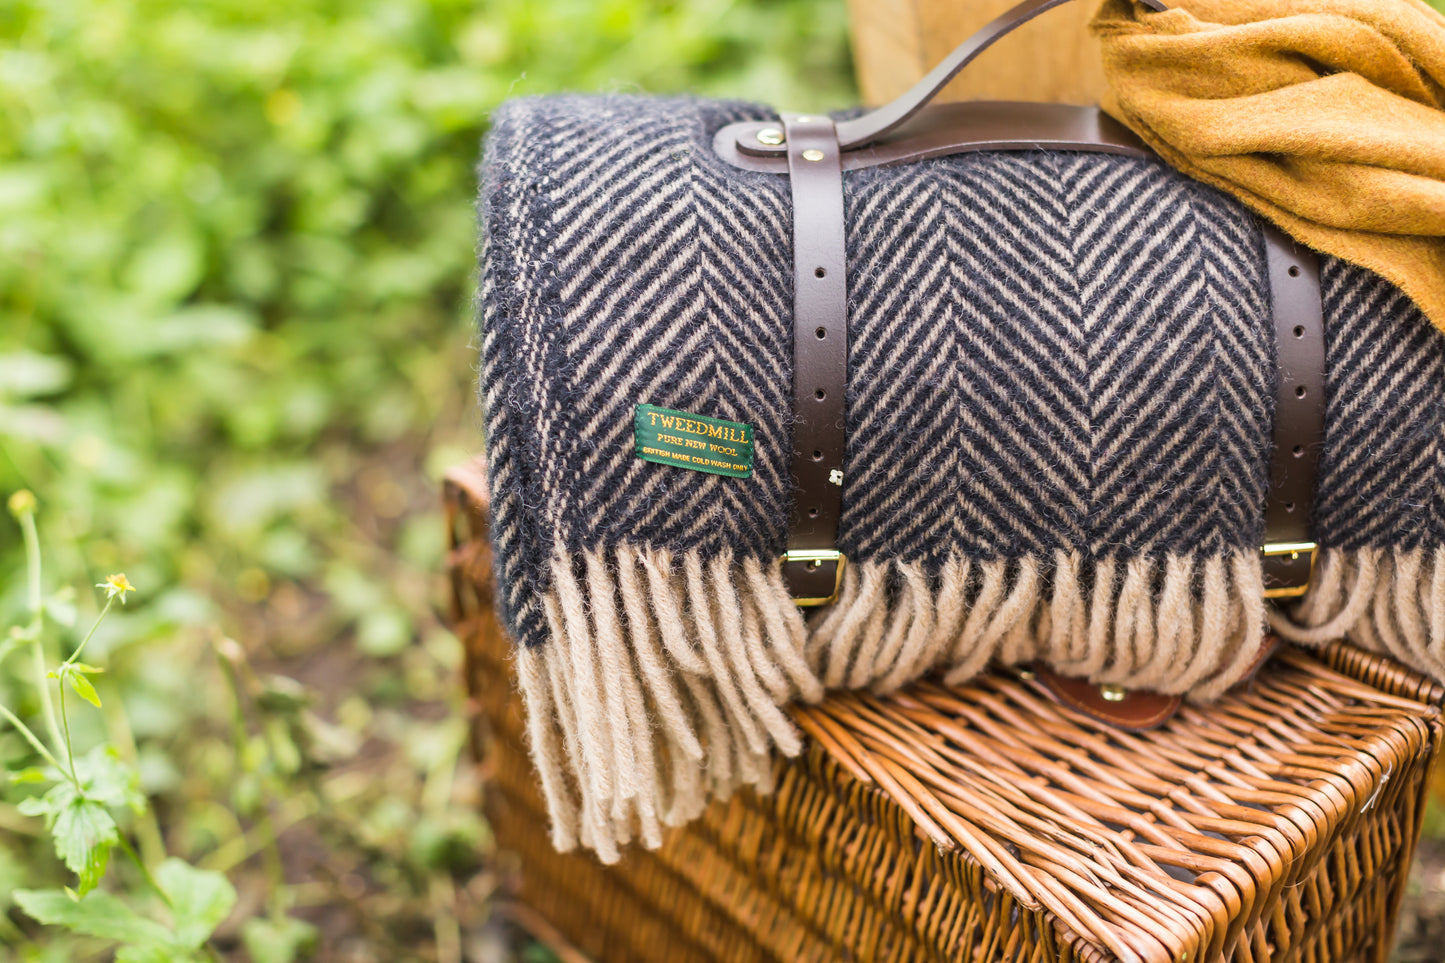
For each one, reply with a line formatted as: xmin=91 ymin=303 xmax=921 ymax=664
xmin=477 ymin=94 xmax=1444 ymax=861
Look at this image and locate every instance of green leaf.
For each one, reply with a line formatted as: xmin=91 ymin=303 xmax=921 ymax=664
xmin=157 ymin=859 xmax=237 ymax=949
xmin=16 ymin=774 xmax=78 ymax=819
xmin=74 ymin=745 xmax=145 ymax=813
xmin=256 ymin=674 xmax=310 ymax=715
xmin=357 ymin=605 xmax=411 ymax=657
xmin=16 ymin=779 xmax=118 ymax=892
xmin=242 ymin=914 xmax=319 ymax=963
xmin=14 ymin=888 xmax=172 ymax=946
xmin=51 ymin=796 xmax=117 ymax=895
xmin=16 ymin=783 xmax=68 ymax=819
xmin=121 ymin=231 xmax=205 ymax=306
xmin=66 ymin=668 xmax=103 ymax=709
xmin=0 ymin=402 xmax=67 ymax=443
xmin=114 ymin=304 xmax=260 ymax=360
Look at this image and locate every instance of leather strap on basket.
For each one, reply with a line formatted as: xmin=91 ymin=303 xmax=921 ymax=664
xmin=764 ymin=0 xmax=1328 ymax=616
xmin=1260 ymin=225 xmax=1325 ymax=598
xmin=770 ymin=0 xmax=1173 ymax=607
xmin=780 ymin=114 xmax=849 ymax=605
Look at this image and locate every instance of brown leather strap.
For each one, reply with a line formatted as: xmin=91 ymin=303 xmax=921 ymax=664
xmin=751 ymin=0 xmax=1327 ymax=608
xmin=735 ymin=0 xmax=1167 ymax=161
xmin=716 ymin=102 xmax=1154 ymax=175
xmin=740 ymin=107 xmax=1327 ymax=607
xmin=760 ymin=0 xmax=1178 ymax=607
xmin=1260 ymin=225 xmax=1325 ymax=597
xmin=780 ymin=113 xmax=848 ymax=604
xmin=756 ymin=105 xmax=1157 ymax=605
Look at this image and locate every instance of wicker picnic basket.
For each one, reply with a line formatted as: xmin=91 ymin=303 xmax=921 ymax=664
xmin=446 ymin=459 xmax=1444 ymax=963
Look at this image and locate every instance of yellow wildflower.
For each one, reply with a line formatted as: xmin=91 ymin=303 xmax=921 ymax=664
xmin=97 ymin=573 xmax=136 ymax=604
xmin=7 ymin=490 xmax=37 ymax=519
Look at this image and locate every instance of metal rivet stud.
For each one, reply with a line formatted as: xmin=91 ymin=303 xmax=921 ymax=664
xmin=756 ymin=127 xmax=784 ymax=146
xmin=1100 ymin=684 xmax=1127 ymax=703
xmin=802 ymin=148 xmax=825 ymax=162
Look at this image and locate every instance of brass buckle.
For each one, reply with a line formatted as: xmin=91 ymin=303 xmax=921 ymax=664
xmin=1262 ymin=541 xmax=1316 ymax=599
xmin=783 ymin=550 xmax=846 ymax=607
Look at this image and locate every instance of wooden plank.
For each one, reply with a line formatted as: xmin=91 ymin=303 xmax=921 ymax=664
xmin=848 ymin=0 xmax=1105 ymax=107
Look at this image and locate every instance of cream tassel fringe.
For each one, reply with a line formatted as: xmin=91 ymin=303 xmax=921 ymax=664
xmin=519 ymin=542 xmax=1440 ymax=861
xmin=1272 ymin=546 xmax=1445 ymax=682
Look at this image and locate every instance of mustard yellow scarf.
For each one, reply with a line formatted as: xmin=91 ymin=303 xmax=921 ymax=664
xmin=1093 ymin=0 xmax=1445 ymax=331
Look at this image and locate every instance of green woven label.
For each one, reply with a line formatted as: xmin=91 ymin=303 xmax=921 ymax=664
xmin=634 ymin=404 xmax=753 ymax=478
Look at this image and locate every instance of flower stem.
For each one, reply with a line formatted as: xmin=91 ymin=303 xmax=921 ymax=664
xmin=57 ymin=683 xmax=78 ymax=785
xmin=0 ymin=703 xmax=66 ymax=779
xmin=65 ymin=595 xmax=115 ymax=669
xmin=19 ymin=511 xmax=65 ymax=762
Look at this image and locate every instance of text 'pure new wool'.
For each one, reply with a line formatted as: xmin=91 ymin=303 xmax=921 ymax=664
xmin=477 ymin=95 xmax=1443 ymax=861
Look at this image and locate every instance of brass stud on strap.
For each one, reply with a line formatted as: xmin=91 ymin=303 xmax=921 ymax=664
xmin=756 ymin=127 xmax=784 ymax=146
xmin=1100 ymin=684 xmax=1127 ymax=703
xmin=801 ymin=148 xmax=825 ymax=162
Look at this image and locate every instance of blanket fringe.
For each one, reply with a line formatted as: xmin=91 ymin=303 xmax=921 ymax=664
xmin=520 ymin=544 xmax=1445 ymax=859
xmin=519 ymin=542 xmax=1308 ymax=861
xmin=1273 ymin=546 xmax=1445 ymax=682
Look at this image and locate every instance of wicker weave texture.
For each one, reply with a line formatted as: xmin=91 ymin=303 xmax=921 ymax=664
xmin=445 ymin=461 xmax=1445 ymax=963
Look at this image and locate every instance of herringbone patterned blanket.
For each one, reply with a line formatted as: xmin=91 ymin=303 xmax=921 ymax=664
xmin=478 ymin=94 xmax=1441 ymax=860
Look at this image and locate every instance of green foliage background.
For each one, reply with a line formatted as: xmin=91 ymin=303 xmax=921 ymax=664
xmin=0 ymin=1 xmax=854 ymax=958
xmin=0 ymin=0 xmax=854 ymax=610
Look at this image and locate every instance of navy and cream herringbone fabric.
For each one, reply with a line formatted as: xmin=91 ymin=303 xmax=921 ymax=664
xmin=477 ymin=94 xmax=1444 ymax=860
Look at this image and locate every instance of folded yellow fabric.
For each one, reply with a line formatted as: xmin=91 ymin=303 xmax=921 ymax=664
xmin=1092 ymin=0 xmax=1445 ymax=332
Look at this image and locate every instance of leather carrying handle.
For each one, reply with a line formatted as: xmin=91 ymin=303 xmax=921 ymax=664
xmin=738 ymin=0 xmax=1168 ymax=159
xmin=716 ymin=102 xmax=1154 ymax=174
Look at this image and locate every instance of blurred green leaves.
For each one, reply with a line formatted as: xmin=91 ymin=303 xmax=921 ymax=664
xmin=0 ymin=0 xmax=853 ymax=613
xmin=15 ymin=745 xmax=144 ymax=897
xmin=19 ymin=786 xmax=116 ymax=896
xmin=242 ymin=915 xmax=319 ymax=963
xmin=16 ymin=857 xmax=238 ymax=960
xmin=14 ymin=889 xmax=174 ymax=948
